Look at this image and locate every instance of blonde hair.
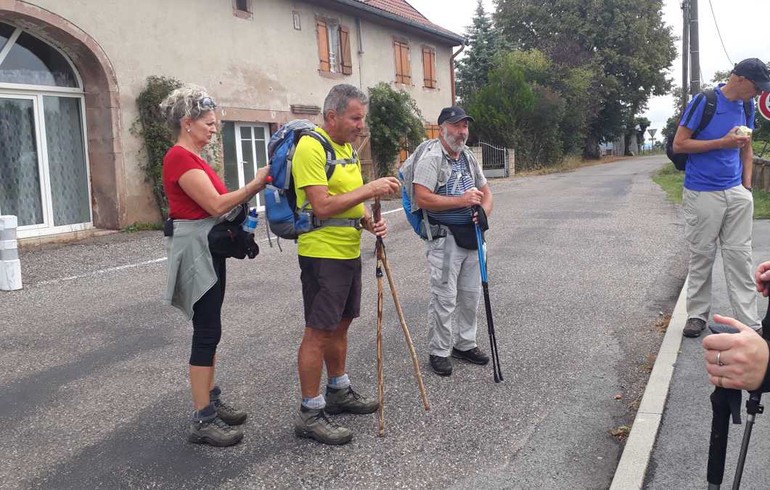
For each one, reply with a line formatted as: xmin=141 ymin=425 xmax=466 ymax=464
xmin=159 ymin=84 xmax=216 ymax=131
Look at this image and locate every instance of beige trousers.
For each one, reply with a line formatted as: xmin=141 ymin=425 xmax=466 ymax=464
xmin=426 ymin=234 xmax=481 ymax=357
xmin=683 ymin=185 xmax=760 ymax=328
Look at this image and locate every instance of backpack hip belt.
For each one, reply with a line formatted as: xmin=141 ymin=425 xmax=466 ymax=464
xmin=310 ymin=215 xmax=363 ymax=230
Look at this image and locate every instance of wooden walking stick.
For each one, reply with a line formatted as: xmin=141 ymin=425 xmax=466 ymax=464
xmin=379 ymin=250 xmax=430 ymax=411
xmin=374 ymin=199 xmax=386 ymax=436
xmin=371 ymin=199 xmax=430 ymax=437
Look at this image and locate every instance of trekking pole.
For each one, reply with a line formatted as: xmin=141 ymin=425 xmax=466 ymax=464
xmin=730 ymin=303 xmax=770 ymax=489
xmin=379 ymin=245 xmax=430 ymax=411
xmin=373 ymin=199 xmax=385 ymax=436
xmin=473 ymin=207 xmax=502 ymax=383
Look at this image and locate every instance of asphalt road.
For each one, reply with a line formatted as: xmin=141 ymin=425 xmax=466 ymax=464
xmin=1 ymin=155 xmax=687 ymax=489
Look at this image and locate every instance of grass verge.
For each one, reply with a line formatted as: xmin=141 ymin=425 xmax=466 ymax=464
xmin=653 ymin=162 xmax=770 ymax=219
xmin=123 ymin=222 xmax=162 ymax=233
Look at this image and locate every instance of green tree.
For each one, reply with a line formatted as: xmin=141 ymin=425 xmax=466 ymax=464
xmin=496 ymin=0 xmax=676 ymax=159
xmin=636 ymin=117 xmax=651 ymax=148
xmin=132 ymin=75 xmax=182 ymax=218
xmin=366 ymin=82 xmax=425 ymax=177
xmin=468 ymin=50 xmax=587 ymax=169
xmin=456 ymin=0 xmax=503 ymax=104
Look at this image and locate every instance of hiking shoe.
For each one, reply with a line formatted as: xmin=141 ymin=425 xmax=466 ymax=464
xmin=293 ymin=406 xmax=353 ymax=445
xmin=452 ymin=347 xmax=490 ymax=365
xmin=215 ymin=400 xmax=248 ymax=426
xmin=430 ymin=355 xmax=452 ymax=376
xmin=188 ymin=416 xmax=243 ymax=447
xmin=325 ymin=386 xmax=379 ymax=415
xmin=683 ymin=318 xmax=707 ymax=338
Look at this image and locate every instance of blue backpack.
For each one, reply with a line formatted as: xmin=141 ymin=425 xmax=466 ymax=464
xmin=264 ymin=120 xmax=360 ymax=240
xmin=398 ymin=139 xmax=448 ymax=241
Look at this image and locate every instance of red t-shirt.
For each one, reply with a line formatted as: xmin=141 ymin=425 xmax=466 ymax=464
xmin=162 ymin=146 xmax=228 ymax=219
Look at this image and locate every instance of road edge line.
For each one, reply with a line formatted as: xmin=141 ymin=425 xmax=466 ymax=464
xmin=610 ymin=278 xmax=688 ymax=489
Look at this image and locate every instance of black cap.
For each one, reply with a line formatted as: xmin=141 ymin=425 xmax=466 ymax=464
xmin=732 ymin=58 xmax=770 ymax=92
xmin=438 ymin=106 xmax=475 ymax=125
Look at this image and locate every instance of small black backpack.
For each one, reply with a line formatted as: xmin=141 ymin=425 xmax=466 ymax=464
xmin=666 ymin=90 xmax=751 ymax=171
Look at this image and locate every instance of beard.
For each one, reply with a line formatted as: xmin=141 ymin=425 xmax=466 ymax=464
xmin=441 ymin=127 xmax=467 ymax=154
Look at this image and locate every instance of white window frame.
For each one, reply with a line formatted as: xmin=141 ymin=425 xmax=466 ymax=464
xmin=326 ymin=21 xmax=342 ymax=73
xmin=234 ymin=123 xmax=270 ymax=211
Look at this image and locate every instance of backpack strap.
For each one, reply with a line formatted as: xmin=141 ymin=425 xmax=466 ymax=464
xmin=296 ymin=130 xmax=361 ymax=231
xmin=690 ymin=90 xmax=716 ymax=138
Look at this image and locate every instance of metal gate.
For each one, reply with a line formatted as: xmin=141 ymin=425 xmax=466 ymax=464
xmin=478 ymin=142 xmax=509 ymax=178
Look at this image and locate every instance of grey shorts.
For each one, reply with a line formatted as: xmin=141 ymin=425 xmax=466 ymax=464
xmin=298 ymin=255 xmax=362 ymax=330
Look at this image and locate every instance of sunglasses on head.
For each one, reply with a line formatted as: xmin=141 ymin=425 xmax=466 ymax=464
xmin=197 ymin=96 xmax=217 ymax=110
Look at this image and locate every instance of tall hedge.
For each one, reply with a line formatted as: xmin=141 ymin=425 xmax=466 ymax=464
xmin=367 ymin=82 xmax=425 ymax=177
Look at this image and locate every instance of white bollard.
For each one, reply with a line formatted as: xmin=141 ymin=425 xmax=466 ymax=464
xmin=0 ymin=215 xmax=22 ymax=291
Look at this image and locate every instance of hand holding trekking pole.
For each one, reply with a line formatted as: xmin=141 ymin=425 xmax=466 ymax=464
xmin=703 ymin=311 xmax=770 ymax=488
xmin=371 ymin=198 xmax=430 ymax=437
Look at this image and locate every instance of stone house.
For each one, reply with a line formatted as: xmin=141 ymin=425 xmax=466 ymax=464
xmin=0 ymin=0 xmax=462 ymax=239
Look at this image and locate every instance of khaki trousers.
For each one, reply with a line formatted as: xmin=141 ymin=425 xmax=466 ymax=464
xmin=683 ymin=186 xmax=760 ymax=328
xmin=426 ymin=234 xmax=481 ymax=357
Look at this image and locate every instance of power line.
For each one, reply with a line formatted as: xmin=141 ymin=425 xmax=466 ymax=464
xmin=707 ymin=0 xmax=733 ymax=66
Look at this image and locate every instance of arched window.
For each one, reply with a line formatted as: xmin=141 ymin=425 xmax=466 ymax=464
xmin=0 ymin=22 xmax=89 ymax=237
xmin=0 ymin=22 xmax=79 ymax=87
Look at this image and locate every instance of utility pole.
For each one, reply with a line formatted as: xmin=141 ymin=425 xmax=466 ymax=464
xmin=689 ymin=0 xmax=701 ymax=95
xmin=681 ymin=0 xmax=690 ymax=110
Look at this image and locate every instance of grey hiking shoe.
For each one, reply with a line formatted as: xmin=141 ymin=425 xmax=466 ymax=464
xmin=209 ymin=386 xmax=247 ymax=425
xmin=452 ymin=347 xmax=490 ymax=365
xmin=188 ymin=416 xmax=243 ymax=447
xmin=430 ymin=355 xmax=452 ymax=376
xmin=293 ymin=406 xmax=353 ymax=445
xmin=683 ymin=318 xmax=706 ymax=338
xmin=325 ymin=386 xmax=379 ymax=415
xmin=214 ymin=400 xmax=248 ymax=426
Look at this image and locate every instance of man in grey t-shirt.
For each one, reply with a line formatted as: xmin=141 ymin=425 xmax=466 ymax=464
xmin=412 ymin=106 xmax=494 ymax=376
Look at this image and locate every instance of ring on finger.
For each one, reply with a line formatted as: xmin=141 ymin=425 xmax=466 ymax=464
xmin=717 ymin=351 xmax=724 ymax=366
xmin=718 ymin=376 xmax=724 ymax=388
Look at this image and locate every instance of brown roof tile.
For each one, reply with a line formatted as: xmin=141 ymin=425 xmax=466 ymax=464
xmin=357 ymin=0 xmax=461 ymax=40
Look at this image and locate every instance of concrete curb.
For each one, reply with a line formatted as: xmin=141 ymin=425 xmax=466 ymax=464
xmin=610 ymin=280 xmax=688 ymax=489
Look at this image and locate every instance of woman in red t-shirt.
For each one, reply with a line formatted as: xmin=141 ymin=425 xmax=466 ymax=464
xmin=160 ymin=85 xmax=269 ymax=447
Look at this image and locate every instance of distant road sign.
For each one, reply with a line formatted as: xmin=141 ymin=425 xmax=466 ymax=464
xmin=648 ymin=128 xmax=657 ymax=138
xmin=759 ymin=92 xmax=770 ymax=121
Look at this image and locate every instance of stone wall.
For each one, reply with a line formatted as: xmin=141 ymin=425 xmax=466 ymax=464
xmin=752 ymin=157 xmax=770 ymax=191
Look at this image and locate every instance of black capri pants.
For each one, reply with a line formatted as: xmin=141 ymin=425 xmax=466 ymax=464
xmin=190 ymin=255 xmax=226 ymax=366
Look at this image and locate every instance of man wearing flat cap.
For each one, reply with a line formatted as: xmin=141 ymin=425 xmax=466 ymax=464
xmin=404 ymin=106 xmax=494 ymax=376
xmin=673 ymin=58 xmax=770 ymax=338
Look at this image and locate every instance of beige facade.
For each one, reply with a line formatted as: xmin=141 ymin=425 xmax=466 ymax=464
xmin=0 ymin=0 xmax=461 ymax=237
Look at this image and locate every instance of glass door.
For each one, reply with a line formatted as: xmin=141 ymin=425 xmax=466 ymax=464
xmin=234 ymin=123 xmax=269 ymax=211
xmin=0 ymin=93 xmax=90 ymax=237
xmin=0 ymin=95 xmax=45 ymax=228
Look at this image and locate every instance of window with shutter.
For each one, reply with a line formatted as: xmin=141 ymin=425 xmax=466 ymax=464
xmin=394 ymin=40 xmax=411 ymax=85
xmin=316 ymin=19 xmax=351 ymax=76
xmin=317 ymin=20 xmax=331 ymax=72
xmin=422 ymin=47 xmax=436 ymax=88
xmin=339 ymin=25 xmax=353 ymax=75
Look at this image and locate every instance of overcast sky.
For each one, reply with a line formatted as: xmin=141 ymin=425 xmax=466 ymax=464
xmin=408 ymin=0 xmax=770 ymax=142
